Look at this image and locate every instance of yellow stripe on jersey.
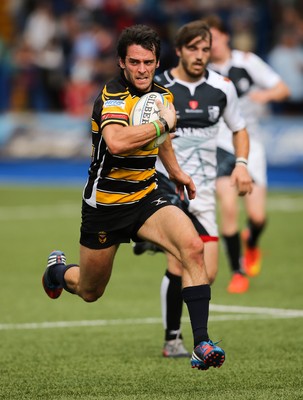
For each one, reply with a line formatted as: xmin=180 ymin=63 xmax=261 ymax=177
xmin=92 ymin=120 xmax=99 ymax=133
xmin=107 ymin=167 xmax=156 ymax=181
xmin=102 ymin=87 xmax=129 ymax=100
xmin=96 ymin=182 xmax=157 ymax=205
xmin=84 ymin=76 xmax=174 ymax=208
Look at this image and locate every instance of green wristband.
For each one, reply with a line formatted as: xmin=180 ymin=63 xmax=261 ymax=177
xmin=152 ymin=121 xmax=161 ymax=137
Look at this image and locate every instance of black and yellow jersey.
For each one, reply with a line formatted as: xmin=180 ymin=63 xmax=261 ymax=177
xmin=83 ymin=71 xmax=173 ymax=208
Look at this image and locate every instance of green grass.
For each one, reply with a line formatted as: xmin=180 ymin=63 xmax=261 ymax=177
xmin=0 ymin=186 xmax=303 ymax=399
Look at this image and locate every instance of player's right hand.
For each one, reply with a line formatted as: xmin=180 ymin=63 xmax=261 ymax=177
xmin=231 ymin=164 xmax=253 ymax=196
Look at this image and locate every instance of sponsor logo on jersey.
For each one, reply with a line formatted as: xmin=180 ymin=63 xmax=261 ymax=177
xmin=185 ymin=100 xmax=203 ymax=113
xmin=175 ymin=126 xmax=217 ymax=138
xmin=208 ymin=106 xmax=220 ymax=122
xmin=185 ymin=108 xmax=203 ymax=114
xmin=104 ymin=100 xmax=126 ymax=108
xmin=189 ymin=100 xmax=199 ymax=110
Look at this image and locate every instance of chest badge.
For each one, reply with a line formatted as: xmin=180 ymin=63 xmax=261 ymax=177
xmin=189 ymin=100 xmax=199 ymax=110
xmin=208 ymin=106 xmax=220 ymax=122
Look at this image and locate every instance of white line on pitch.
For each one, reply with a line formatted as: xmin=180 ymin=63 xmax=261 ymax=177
xmin=210 ymin=304 xmax=303 ymax=317
xmin=0 ymin=304 xmax=302 ymax=331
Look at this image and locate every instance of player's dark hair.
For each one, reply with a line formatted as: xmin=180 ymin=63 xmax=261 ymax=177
xmin=175 ymin=20 xmax=212 ymax=49
xmin=117 ymin=24 xmax=161 ymax=62
xmin=201 ymin=15 xmax=229 ymax=35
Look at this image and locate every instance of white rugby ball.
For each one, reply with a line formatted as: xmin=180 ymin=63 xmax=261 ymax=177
xmin=130 ymin=92 xmax=169 ymax=150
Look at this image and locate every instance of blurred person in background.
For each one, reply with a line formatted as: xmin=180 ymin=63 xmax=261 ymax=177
xmin=63 ymin=10 xmax=117 ymax=115
xmin=268 ymin=28 xmax=303 ymax=115
xmin=0 ymin=37 xmax=14 ymax=112
xmin=204 ymin=15 xmax=290 ymax=292
xmin=13 ymin=1 xmax=65 ymax=111
xmin=133 ymin=20 xmax=252 ymax=357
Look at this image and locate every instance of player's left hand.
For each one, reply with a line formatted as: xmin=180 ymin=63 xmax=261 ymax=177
xmin=157 ymin=101 xmax=177 ymax=132
xmin=231 ymin=164 xmax=253 ymax=196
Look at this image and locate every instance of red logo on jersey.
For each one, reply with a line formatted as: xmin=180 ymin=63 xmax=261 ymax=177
xmin=189 ymin=100 xmax=199 ymax=110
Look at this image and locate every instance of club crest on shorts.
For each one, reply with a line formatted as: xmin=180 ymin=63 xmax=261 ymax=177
xmin=98 ymin=231 xmax=107 ymax=244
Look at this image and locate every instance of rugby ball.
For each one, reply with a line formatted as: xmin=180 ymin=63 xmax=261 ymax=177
xmin=130 ymin=92 xmax=169 ymax=150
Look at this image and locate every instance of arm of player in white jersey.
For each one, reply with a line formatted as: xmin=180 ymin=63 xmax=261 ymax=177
xmin=158 ymin=137 xmax=196 ymax=201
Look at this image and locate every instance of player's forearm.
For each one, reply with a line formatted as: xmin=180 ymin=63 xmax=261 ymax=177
xmin=272 ymin=81 xmax=290 ymax=101
xmin=102 ymin=122 xmax=160 ymax=154
xmin=158 ymin=136 xmax=182 ymax=179
xmin=266 ymin=81 xmax=290 ymax=102
xmin=251 ymin=81 xmax=290 ymax=104
xmin=232 ymin=128 xmax=250 ymax=159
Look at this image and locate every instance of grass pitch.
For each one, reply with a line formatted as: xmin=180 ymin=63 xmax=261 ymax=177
xmin=0 ymin=186 xmax=302 ymax=400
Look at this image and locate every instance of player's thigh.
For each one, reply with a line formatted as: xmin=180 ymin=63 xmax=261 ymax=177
xmin=216 ymin=176 xmax=238 ymax=211
xmin=244 ymin=184 xmax=267 ymax=223
xmin=204 ymin=241 xmax=219 ymax=284
xmin=137 ymin=205 xmax=201 ymax=260
xmin=216 ymin=177 xmax=239 ymax=231
xmin=79 ymin=244 xmax=118 ymax=292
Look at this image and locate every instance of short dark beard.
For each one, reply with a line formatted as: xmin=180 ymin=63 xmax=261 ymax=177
xmin=181 ymin=58 xmax=205 ymax=80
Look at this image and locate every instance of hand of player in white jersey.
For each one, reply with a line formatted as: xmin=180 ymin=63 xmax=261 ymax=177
xmin=169 ymin=171 xmax=196 ymax=201
xmin=230 ymin=164 xmax=253 ymax=196
xmin=156 ymin=101 xmax=177 ymax=132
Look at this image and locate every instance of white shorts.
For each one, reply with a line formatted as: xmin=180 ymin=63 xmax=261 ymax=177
xmin=247 ymin=137 xmax=267 ymax=187
xmin=188 ymin=187 xmax=218 ymax=239
xmin=157 ymin=171 xmax=218 ymax=239
xmin=217 ymin=122 xmax=267 ymax=187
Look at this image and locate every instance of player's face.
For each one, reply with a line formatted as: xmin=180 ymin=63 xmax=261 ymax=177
xmin=177 ymin=35 xmax=211 ymax=80
xmin=119 ymin=44 xmax=159 ymax=92
xmin=209 ymin=28 xmax=230 ymax=62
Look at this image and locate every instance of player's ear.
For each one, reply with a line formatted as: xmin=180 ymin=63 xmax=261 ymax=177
xmin=175 ymin=48 xmax=181 ymax=57
xmin=156 ymin=60 xmax=160 ymax=68
xmin=118 ymin=58 xmax=125 ymax=69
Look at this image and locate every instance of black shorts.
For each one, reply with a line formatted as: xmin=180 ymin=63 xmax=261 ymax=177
xmin=216 ymin=147 xmax=235 ymax=178
xmin=80 ymin=188 xmax=174 ymax=249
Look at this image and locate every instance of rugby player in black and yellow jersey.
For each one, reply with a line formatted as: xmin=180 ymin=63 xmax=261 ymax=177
xmin=42 ymin=24 xmax=225 ymax=371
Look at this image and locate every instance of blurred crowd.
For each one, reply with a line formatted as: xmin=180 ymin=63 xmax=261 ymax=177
xmin=0 ymin=0 xmax=303 ymax=115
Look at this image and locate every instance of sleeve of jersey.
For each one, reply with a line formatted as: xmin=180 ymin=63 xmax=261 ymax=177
xmin=244 ymin=52 xmax=281 ymax=89
xmin=100 ymin=91 xmax=129 ymax=129
xmin=222 ymin=80 xmax=247 ymax=132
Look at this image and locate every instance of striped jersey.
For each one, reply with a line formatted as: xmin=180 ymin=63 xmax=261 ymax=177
xmin=83 ymin=72 xmax=173 ymax=208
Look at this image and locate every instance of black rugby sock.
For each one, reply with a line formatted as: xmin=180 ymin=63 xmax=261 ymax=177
xmin=49 ymin=263 xmax=79 ymax=293
xmin=222 ymin=232 xmax=243 ymax=274
xmin=161 ymin=270 xmax=183 ymax=341
xmin=247 ymin=219 xmax=266 ymax=248
xmin=182 ymin=284 xmax=211 ymax=347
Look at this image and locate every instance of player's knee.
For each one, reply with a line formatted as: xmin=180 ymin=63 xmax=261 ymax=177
xmin=249 ymin=215 xmax=266 ymax=227
xmin=183 ymin=236 xmax=204 ymax=262
xmin=80 ymin=288 xmax=104 ymax=303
